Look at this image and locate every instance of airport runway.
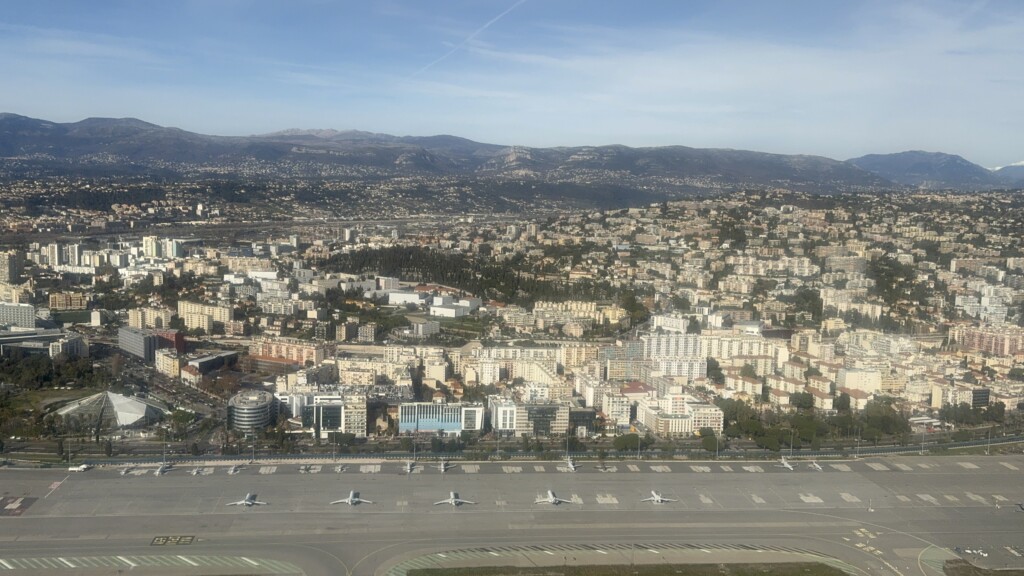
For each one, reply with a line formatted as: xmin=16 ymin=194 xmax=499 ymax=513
xmin=1 ymin=455 xmax=1022 ymax=575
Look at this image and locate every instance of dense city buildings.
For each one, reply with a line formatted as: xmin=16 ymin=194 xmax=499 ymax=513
xmin=2 ymin=186 xmax=1023 ymax=452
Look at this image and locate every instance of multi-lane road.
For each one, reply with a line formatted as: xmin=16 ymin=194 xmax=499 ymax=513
xmin=1 ymin=455 xmax=1022 ymax=575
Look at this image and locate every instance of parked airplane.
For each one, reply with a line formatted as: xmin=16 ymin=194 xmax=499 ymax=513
xmin=809 ymin=461 xmax=823 ymax=471
xmin=68 ymin=464 xmax=92 ymax=472
xmin=119 ymin=465 xmax=134 ymax=476
xmin=403 ymin=460 xmax=417 ymax=474
xmin=298 ymin=465 xmax=313 ymax=474
xmin=190 ymin=467 xmax=203 ymax=476
xmin=155 ymin=463 xmax=173 ymax=476
xmin=226 ymin=493 xmax=266 ymax=507
xmin=331 ymin=491 xmax=373 ymax=506
xmin=564 ymin=455 xmax=580 ymax=472
xmin=334 ymin=464 xmax=348 ymax=473
xmin=640 ymin=490 xmax=677 ymax=504
xmin=227 ymin=464 xmax=243 ymax=475
xmin=777 ymin=457 xmax=794 ymax=471
xmin=535 ymin=490 xmax=572 ymax=505
xmin=437 ymin=459 xmax=454 ymax=473
xmin=594 ymin=461 xmax=611 ymax=472
xmin=434 ymin=491 xmax=475 ymax=506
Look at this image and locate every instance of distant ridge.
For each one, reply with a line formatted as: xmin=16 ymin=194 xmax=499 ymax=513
xmin=847 ymin=150 xmax=1017 ymax=190
xmin=1 ymin=112 xmax=1021 ymax=192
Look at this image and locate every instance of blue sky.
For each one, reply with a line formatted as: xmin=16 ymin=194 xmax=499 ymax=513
xmin=1 ymin=0 xmax=1021 ymax=166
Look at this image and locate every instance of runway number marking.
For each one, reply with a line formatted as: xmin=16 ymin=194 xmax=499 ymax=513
xmin=917 ymin=494 xmax=938 ymax=504
xmin=596 ymin=494 xmax=618 ymax=504
xmin=957 ymin=462 xmax=979 ymax=469
xmin=840 ymin=493 xmax=861 ymax=503
xmin=151 ymin=536 xmax=194 ymax=546
xmin=799 ymin=493 xmax=823 ymax=503
xmin=1000 ymin=462 xmax=1019 ymax=471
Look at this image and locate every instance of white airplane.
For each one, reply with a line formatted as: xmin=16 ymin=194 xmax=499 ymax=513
xmin=226 ymin=493 xmax=267 ymax=507
xmin=777 ymin=457 xmax=794 ymax=471
xmin=190 ymin=467 xmax=203 ymax=476
xmin=640 ymin=490 xmax=677 ymax=504
xmin=433 ymin=491 xmax=476 ymax=506
xmin=155 ymin=463 xmax=173 ymax=476
xmin=564 ymin=455 xmax=580 ymax=472
xmin=331 ymin=491 xmax=373 ymax=506
xmin=594 ymin=461 xmax=611 ymax=472
xmin=403 ymin=460 xmax=417 ymax=474
xmin=535 ymin=490 xmax=572 ymax=505
xmin=68 ymin=464 xmax=92 ymax=472
xmin=809 ymin=461 xmax=823 ymax=471
xmin=298 ymin=465 xmax=313 ymax=474
xmin=119 ymin=465 xmax=135 ymax=476
xmin=437 ymin=459 xmax=454 ymax=473
xmin=227 ymin=464 xmax=243 ymax=475
xmin=335 ymin=464 xmax=348 ymax=473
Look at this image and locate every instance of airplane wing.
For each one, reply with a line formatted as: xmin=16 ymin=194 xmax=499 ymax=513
xmin=641 ymin=497 xmax=655 ymax=502
xmin=433 ymin=500 xmax=448 ymax=506
xmin=226 ymin=501 xmax=244 ymax=506
xmin=253 ymin=500 xmax=268 ymax=506
xmin=534 ymin=497 xmax=547 ymax=504
xmin=330 ymin=499 xmax=351 ymax=505
xmin=358 ymin=498 xmax=373 ymax=504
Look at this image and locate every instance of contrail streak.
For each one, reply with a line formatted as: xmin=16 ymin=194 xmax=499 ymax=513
xmin=412 ymin=0 xmax=526 ymax=77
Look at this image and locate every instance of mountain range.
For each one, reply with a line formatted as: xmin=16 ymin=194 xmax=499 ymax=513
xmin=1 ymin=113 xmax=1021 ymax=193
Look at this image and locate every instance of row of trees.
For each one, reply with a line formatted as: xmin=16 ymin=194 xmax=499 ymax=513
xmin=715 ymin=395 xmax=913 ymax=452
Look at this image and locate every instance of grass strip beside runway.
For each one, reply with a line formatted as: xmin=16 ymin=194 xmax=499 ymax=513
xmin=410 ymin=562 xmax=849 ymax=576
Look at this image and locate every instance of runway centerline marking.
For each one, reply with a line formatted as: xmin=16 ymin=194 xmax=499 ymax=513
xmin=1000 ymin=462 xmax=1019 ymax=471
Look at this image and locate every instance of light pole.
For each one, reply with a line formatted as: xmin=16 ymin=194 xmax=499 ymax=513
xmin=715 ymin=434 xmax=719 ymax=460
xmin=789 ymin=429 xmax=795 ymax=457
